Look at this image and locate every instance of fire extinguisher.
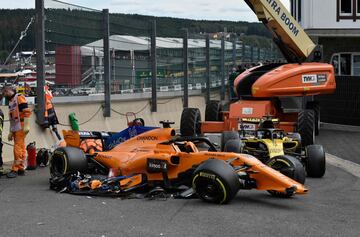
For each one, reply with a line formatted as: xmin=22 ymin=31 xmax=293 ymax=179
xmin=27 ymin=142 xmax=37 ymax=170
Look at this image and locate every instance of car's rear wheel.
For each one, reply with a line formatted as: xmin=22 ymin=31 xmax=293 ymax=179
xmin=180 ymin=108 xmax=202 ymax=137
xmin=50 ymin=147 xmax=88 ymax=177
xmin=224 ymin=139 xmax=242 ymax=153
xmin=192 ymin=159 xmax=240 ymax=204
xmin=205 ymin=100 xmax=223 ymax=121
xmin=221 ymin=131 xmax=240 ymax=151
xmin=305 ymin=145 xmax=326 ymax=178
xmin=266 ymin=155 xmax=306 ymax=198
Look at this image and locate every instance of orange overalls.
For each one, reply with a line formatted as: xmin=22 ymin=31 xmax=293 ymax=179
xmin=8 ymin=94 xmax=31 ymax=172
xmin=44 ymin=85 xmax=53 ymax=119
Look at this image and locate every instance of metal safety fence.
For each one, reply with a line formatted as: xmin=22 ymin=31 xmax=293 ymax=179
xmin=33 ymin=0 xmax=282 ymax=120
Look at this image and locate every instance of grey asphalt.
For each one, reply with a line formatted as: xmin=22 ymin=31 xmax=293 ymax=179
xmin=0 ymin=127 xmax=359 ymax=237
xmin=317 ymin=127 xmax=360 ymax=165
xmin=0 ymin=162 xmax=359 ymax=237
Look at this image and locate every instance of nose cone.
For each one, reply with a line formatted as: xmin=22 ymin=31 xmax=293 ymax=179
xmin=294 ymin=184 xmax=309 ymax=195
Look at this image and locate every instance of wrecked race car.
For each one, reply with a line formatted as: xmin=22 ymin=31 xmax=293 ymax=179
xmin=49 ymin=122 xmax=308 ymax=204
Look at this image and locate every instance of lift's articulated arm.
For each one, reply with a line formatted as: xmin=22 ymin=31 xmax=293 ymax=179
xmin=244 ymin=0 xmax=317 ymax=63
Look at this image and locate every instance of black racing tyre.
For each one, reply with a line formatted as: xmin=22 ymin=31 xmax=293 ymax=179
xmin=297 ymin=110 xmax=315 ymax=147
xmin=180 ymin=108 xmax=202 ymax=137
xmin=50 ymin=147 xmax=88 ymax=177
xmin=192 ymin=159 xmax=240 ymax=204
xmin=305 ymin=145 xmax=326 ymax=178
xmin=306 ymin=101 xmax=320 ymax=136
xmin=224 ymin=139 xmax=242 ymax=153
xmin=267 ymin=155 xmax=306 ymax=198
xmin=205 ymin=101 xmax=223 ymax=121
xmin=221 ymin=131 xmax=240 ymax=151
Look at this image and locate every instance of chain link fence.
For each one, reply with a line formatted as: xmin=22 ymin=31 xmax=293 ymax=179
xmin=42 ymin=0 xmax=281 ymax=98
xmin=25 ymin=0 xmax=283 ymax=116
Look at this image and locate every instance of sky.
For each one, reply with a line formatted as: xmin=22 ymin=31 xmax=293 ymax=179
xmin=2 ymin=0 xmax=290 ymax=22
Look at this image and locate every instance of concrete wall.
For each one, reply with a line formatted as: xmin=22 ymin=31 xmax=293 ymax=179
xmin=1 ymin=94 xmax=211 ymax=163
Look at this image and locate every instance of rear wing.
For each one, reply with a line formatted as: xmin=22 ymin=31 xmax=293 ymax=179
xmin=244 ymin=0 xmax=316 ymax=62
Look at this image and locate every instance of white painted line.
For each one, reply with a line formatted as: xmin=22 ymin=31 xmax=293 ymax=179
xmin=326 ymin=153 xmax=360 ymax=178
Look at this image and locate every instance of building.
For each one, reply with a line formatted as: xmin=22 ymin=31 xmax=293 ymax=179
xmin=290 ymin=0 xmax=360 ymax=125
xmin=291 ymin=0 xmax=360 ymax=75
xmin=55 ymin=35 xmax=269 ymax=93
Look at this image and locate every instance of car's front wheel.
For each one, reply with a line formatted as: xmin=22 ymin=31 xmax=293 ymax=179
xmin=50 ymin=147 xmax=88 ymax=177
xmin=192 ymin=159 xmax=240 ymax=204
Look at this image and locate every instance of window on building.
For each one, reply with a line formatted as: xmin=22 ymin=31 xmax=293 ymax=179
xmin=290 ymin=0 xmax=294 ymax=16
xmin=340 ymin=54 xmax=352 ymax=75
xmin=353 ymin=55 xmax=360 ymax=75
xmin=290 ymin=0 xmax=302 ymax=22
xmin=340 ymin=0 xmax=352 ymax=15
xmin=338 ymin=0 xmax=360 ymax=20
xmin=331 ymin=53 xmax=360 ymax=76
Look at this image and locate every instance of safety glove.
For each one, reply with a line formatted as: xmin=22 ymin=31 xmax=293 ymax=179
xmin=23 ymin=117 xmax=30 ymax=135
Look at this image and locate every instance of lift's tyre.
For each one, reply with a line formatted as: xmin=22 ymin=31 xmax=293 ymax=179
xmin=50 ymin=147 xmax=88 ymax=177
xmin=221 ymin=131 xmax=240 ymax=151
xmin=205 ymin=101 xmax=223 ymax=121
xmin=297 ymin=109 xmax=315 ymax=147
xmin=305 ymin=145 xmax=326 ymax=178
xmin=180 ymin=108 xmax=202 ymax=137
xmin=192 ymin=159 xmax=240 ymax=204
xmin=224 ymin=139 xmax=242 ymax=153
xmin=306 ymin=101 xmax=320 ymax=136
xmin=266 ymin=155 xmax=306 ymax=198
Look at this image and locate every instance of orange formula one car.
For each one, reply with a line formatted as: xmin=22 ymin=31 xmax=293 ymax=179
xmin=49 ymin=122 xmax=307 ymax=204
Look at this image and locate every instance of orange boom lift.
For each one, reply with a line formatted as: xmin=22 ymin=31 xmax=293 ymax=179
xmin=181 ymin=0 xmax=336 ymax=147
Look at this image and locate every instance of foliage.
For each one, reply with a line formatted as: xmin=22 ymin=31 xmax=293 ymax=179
xmin=0 ymin=9 xmax=272 ymax=52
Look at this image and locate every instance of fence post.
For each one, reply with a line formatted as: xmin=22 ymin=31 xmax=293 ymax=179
xmin=151 ymin=20 xmax=157 ymax=112
xmin=250 ymin=45 xmax=254 ymax=63
xmin=35 ymin=0 xmax=45 ymax=125
xmin=205 ymin=34 xmax=210 ymax=103
xmin=232 ymin=34 xmax=237 ymax=68
xmin=257 ymin=47 xmax=261 ymax=62
xmin=220 ymin=32 xmax=225 ymax=101
xmin=183 ymin=28 xmax=189 ymax=108
xmin=102 ymin=9 xmax=111 ymax=117
xmin=242 ymin=41 xmax=246 ymax=62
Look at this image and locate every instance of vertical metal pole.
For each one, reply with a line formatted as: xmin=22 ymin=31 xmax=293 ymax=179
xmin=257 ymin=47 xmax=261 ymax=62
xmin=205 ymin=34 xmax=210 ymax=103
xmin=220 ymin=32 xmax=225 ymax=101
xmin=103 ymin=9 xmax=111 ymax=117
xmin=183 ymin=29 xmax=189 ymax=108
xmin=242 ymin=41 xmax=246 ymax=62
xmin=232 ymin=34 xmax=237 ymax=67
xmin=250 ymin=46 xmax=254 ymax=63
xmin=112 ymin=48 xmax=115 ymax=90
xmin=151 ymin=20 xmax=157 ymax=112
xmin=35 ymin=0 xmax=45 ymax=125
